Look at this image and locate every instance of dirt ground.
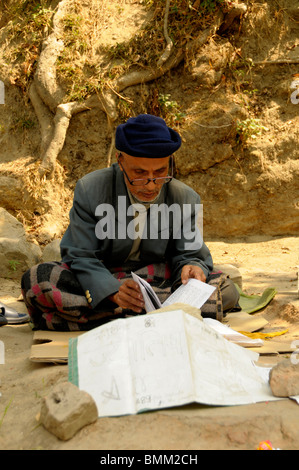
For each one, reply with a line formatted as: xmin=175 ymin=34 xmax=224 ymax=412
xmin=0 ymin=0 xmax=298 ymax=452
xmin=0 ymin=235 xmax=298 ymax=451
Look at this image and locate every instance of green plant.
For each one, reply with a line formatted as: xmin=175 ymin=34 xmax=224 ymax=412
xmin=0 ymin=398 xmax=13 ymax=429
xmin=197 ymin=0 xmax=225 ymax=13
xmin=158 ymin=93 xmax=186 ymax=126
xmin=8 ymin=260 xmax=21 ymax=272
xmin=236 ymin=118 xmax=269 ymax=144
xmin=20 ymin=118 xmax=35 ymax=129
xmin=31 ymin=4 xmax=53 ymax=28
xmin=10 ymin=116 xmax=35 ymax=132
xmin=2 ymin=1 xmax=53 ymax=89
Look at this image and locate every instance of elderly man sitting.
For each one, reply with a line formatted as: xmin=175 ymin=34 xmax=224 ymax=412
xmin=21 ymin=114 xmax=239 ymax=331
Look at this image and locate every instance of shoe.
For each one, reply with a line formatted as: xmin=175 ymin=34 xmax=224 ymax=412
xmin=0 ymin=301 xmax=30 ymax=324
xmin=0 ymin=309 xmax=7 ymax=326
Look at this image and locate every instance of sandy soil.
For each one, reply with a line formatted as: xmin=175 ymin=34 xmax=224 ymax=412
xmin=0 ymin=236 xmax=298 ymax=451
xmin=0 ymin=0 xmax=298 ymax=453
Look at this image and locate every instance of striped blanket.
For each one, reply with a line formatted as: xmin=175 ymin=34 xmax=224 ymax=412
xmin=21 ymin=262 xmax=225 ymax=331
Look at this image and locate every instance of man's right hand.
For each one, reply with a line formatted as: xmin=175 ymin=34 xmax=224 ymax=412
xmin=109 ymin=279 xmax=145 ymax=313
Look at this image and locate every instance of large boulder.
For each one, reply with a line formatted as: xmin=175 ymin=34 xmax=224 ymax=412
xmin=0 ymin=207 xmax=41 ymax=278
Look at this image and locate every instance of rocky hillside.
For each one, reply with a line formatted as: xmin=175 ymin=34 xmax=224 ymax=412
xmin=0 ymin=0 xmax=298 ymax=246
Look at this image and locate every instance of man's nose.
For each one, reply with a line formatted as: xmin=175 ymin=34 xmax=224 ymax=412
xmin=146 ymin=179 xmax=157 ymax=190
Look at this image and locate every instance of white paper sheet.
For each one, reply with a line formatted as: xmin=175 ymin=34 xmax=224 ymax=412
xmin=184 ymin=313 xmax=272 ymax=406
xmin=163 ymin=278 xmax=215 ymax=309
xmin=131 ymin=272 xmax=162 ymax=311
xmin=70 ymin=310 xmax=283 ymax=417
xmin=131 ymin=272 xmax=215 ymax=312
xmin=203 ymin=317 xmax=264 ymax=347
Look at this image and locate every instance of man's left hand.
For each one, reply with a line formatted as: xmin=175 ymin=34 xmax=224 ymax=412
xmin=181 ymin=265 xmax=206 ymax=284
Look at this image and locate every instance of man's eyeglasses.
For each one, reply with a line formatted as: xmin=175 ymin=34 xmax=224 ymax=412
xmin=117 ymin=154 xmax=173 ymax=186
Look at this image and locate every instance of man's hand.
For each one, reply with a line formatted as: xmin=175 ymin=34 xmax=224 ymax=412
xmin=109 ymin=279 xmax=145 ymax=313
xmin=181 ymin=265 xmax=206 ymax=284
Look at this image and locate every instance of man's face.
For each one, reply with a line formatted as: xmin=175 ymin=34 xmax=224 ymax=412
xmin=118 ymin=153 xmax=171 ymax=202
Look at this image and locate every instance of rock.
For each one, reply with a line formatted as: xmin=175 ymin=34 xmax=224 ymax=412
xmin=0 ymin=207 xmax=41 ymax=278
xmin=0 ymin=206 xmax=25 ymax=239
xmin=41 ymin=238 xmax=62 ymax=262
xmin=269 ymin=359 xmax=299 ymax=397
xmin=40 ymin=381 xmax=98 ymax=441
xmin=0 ymin=176 xmax=24 ymax=211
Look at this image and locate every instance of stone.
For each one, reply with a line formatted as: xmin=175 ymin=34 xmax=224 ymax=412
xmin=40 ymin=381 xmax=98 ymax=441
xmin=269 ymin=359 xmax=299 ymax=397
xmin=0 ymin=207 xmax=41 ymax=278
xmin=0 ymin=206 xmax=25 ymax=239
xmin=0 ymin=176 xmax=24 ymax=212
xmin=41 ymin=238 xmax=62 ymax=262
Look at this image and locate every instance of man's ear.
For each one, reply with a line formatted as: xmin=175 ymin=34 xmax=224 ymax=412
xmin=170 ymin=155 xmax=176 ymax=177
xmin=117 ymin=152 xmax=124 ymax=170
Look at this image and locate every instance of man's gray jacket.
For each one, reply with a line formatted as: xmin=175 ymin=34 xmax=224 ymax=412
xmin=60 ymin=163 xmax=213 ymax=309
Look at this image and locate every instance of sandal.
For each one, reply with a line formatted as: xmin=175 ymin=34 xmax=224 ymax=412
xmin=0 ymin=306 xmax=7 ymax=326
xmin=0 ymin=301 xmax=29 ymax=324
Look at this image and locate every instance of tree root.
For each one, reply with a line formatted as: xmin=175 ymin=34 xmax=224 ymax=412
xmin=29 ymin=81 xmax=54 ymax=156
xmin=34 ymin=34 xmax=65 ymax=112
xmin=186 ymin=9 xmax=224 ymax=55
xmin=38 ymin=102 xmax=81 ymax=178
xmin=30 ymin=0 xmax=242 ymax=179
xmin=254 ymin=59 xmax=299 ymax=65
xmin=157 ymin=0 xmax=173 ymax=67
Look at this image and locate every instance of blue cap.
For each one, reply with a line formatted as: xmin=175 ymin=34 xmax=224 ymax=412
xmin=115 ymin=114 xmax=181 ymax=158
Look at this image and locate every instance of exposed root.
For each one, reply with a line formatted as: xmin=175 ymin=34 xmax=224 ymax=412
xmin=33 ymin=0 xmax=68 ymax=111
xmin=34 ymin=34 xmax=65 ymax=112
xmin=157 ymin=0 xmax=173 ymax=67
xmin=30 ymin=0 xmax=242 ymax=178
xmin=29 ymin=81 xmax=54 ymax=156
